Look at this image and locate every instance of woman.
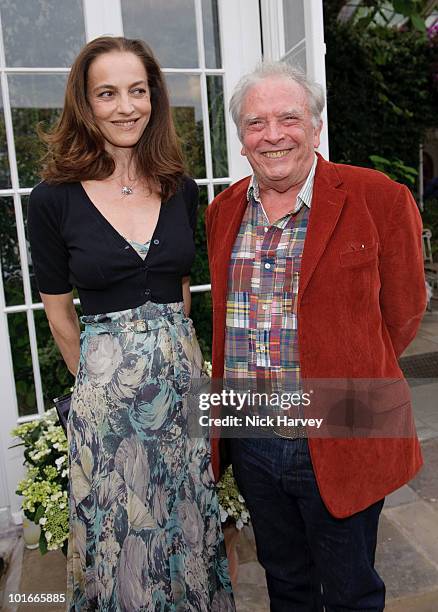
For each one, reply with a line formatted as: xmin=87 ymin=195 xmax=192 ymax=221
xmin=28 ymin=36 xmax=234 ymax=611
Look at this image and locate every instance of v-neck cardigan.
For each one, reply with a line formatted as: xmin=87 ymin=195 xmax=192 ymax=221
xmin=28 ymin=176 xmax=198 ymax=315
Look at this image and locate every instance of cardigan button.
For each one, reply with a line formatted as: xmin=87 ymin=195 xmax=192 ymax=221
xmin=153 ymin=239 xmax=160 ymax=245
xmin=144 ymin=289 xmax=151 ymax=299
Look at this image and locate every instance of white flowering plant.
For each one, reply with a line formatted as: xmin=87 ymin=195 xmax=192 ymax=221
xmin=202 ymin=362 xmax=250 ymax=531
xmin=11 ymin=409 xmax=69 ymax=555
xmin=217 ymin=465 xmax=250 ymax=530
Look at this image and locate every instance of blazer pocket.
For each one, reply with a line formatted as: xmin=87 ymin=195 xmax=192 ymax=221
xmin=339 ymin=242 xmax=378 ymax=268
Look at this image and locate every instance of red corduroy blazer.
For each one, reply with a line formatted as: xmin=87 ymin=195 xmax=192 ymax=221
xmin=205 ymin=154 xmax=426 ymax=519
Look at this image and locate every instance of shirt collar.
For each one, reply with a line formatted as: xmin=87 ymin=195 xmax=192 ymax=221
xmin=247 ymin=154 xmax=318 ymax=214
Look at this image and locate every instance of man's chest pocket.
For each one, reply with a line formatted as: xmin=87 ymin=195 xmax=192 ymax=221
xmin=339 ymin=242 xmax=379 ymax=269
xmin=283 ymin=254 xmax=302 ymax=294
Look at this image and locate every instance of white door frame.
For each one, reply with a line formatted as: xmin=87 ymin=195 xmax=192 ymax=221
xmin=218 ymin=0 xmax=263 ymax=182
xmin=260 ymin=0 xmax=329 ymax=159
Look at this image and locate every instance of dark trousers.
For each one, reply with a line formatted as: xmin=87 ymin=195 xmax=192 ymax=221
xmin=230 ymin=437 xmax=385 ymax=611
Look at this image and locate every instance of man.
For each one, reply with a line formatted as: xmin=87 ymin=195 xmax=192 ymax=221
xmin=206 ymin=62 xmax=426 ymax=611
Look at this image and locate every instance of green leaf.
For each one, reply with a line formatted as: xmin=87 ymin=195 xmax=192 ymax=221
xmin=369 ymin=155 xmax=389 ymax=165
xmin=410 ymin=14 xmax=426 ymax=33
xmin=393 ymin=0 xmax=416 ymax=17
xmin=39 ymin=531 xmax=48 ymax=555
xmin=34 ymin=504 xmax=45 ymax=524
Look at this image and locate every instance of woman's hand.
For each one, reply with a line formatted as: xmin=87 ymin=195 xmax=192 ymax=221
xmin=40 ymin=292 xmax=81 ymax=376
xmin=182 ymin=276 xmax=191 ymax=317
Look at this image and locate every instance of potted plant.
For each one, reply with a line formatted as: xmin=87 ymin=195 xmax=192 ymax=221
xmin=217 ymin=464 xmax=250 ymax=587
xmin=11 ymin=409 xmax=69 ymax=554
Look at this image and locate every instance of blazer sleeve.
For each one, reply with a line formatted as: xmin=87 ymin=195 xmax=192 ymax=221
xmin=379 ymin=184 xmax=426 ymax=358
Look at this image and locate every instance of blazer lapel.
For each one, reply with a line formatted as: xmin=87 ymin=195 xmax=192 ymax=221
xmin=299 ymin=157 xmax=347 ymax=298
xmin=211 ymin=181 xmax=249 ymax=304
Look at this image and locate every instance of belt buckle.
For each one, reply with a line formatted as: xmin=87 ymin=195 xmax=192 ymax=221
xmin=273 ymin=424 xmax=305 ymax=440
xmin=133 ymin=320 xmax=148 ymax=332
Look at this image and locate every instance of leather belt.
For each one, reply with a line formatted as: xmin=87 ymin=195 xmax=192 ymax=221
xmin=272 ymin=423 xmax=308 ymax=439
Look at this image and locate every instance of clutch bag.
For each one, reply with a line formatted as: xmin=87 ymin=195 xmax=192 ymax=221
xmin=52 ymin=392 xmax=72 ymax=433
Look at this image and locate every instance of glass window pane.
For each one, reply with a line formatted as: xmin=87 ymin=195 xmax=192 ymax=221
xmin=0 ymin=84 xmax=11 ymax=189
xmin=0 ymin=0 xmax=85 ymax=67
xmin=207 ymin=76 xmax=228 ymax=178
xmin=8 ymin=74 xmax=67 ymax=188
xmin=284 ymin=42 xmax=306 ymax=72
xmin=283 ymin=0 xmax=305 ymax=55
xmin=191 ymin=185 xmax=209 ymax=286
xmin=189 ymin=186 xmax=211 ymax=359
xmin=34 ymin=309 xmax=74 ymax=408
xmin=8 ymin=312 xmax=37 ymax=417
xmin=167 ymin=74 xmax=206 ymax=178
xmin=20 ymin=195 xmax=40 ymax=304
xmin=213 ymin=183 xmax=231 ymax=196
xmin=203 ymin=0 xmax=221 ymax=68
xmin=121 ymin=0 xmax=198 ymax=68
xmin=0 ymin=196 xmax=24 ymax=306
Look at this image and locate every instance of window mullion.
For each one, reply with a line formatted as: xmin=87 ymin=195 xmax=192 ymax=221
xmin=0 ymin=12 xmax=45 ymax=416
xmin=82 ymin=0 xmax=123 ymax=40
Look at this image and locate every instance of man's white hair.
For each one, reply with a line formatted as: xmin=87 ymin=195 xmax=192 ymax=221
xmin=229 ymin=61 xmax=326 ymax=140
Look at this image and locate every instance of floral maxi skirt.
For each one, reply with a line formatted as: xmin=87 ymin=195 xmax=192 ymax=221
xmin=67 ymin=301 xmax=234 ymax=611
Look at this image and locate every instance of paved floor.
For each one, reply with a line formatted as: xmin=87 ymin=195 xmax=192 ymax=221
xmin=1 ymin=309 xmax=437 ymax=611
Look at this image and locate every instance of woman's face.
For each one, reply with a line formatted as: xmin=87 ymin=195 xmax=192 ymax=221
xmin=87 ymin=51 xmax=152 ymax=153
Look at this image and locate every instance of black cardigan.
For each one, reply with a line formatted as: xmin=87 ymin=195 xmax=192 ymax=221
xmin=28 ymin=177 xmax=199 ymax=315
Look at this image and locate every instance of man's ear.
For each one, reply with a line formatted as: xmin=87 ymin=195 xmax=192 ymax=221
xmin=313 ymin=120 xmax=323 ymax=149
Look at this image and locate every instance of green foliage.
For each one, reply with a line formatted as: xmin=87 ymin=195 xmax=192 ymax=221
xmin=324 ymin=1 xmax=438 ymax=190
xmin=217 ymin=465 xmax=250 ymax=529
xmin=369 ymin=155 xmax=418 ymax=185
xmin=190 ymin=192 xmax=213 ymax=360
xmin=334 ymin=0 xmax=429 ymax=32
xmin=12 ymin=410 xmax=69 ymax=554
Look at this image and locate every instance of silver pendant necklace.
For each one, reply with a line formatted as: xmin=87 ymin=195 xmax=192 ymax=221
xmin=121 ymin=185 xmax=134 ymax=196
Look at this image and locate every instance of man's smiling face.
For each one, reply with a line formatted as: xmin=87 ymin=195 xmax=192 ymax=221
xmin=240 ymin=76 xmax=322 ymax=193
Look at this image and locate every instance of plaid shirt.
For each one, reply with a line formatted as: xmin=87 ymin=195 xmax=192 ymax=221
xmin=224 ymin=156 xmax=317 ymax=391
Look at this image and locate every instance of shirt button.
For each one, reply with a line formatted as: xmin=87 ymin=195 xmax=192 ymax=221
xmin=264 ymin=227 xmax=268 ymax=233
xmin=260 ymin=346 xmax=266 ymax=352
xmin=153 ymin=239 xmax=160 ymax=245
xmin=264 ymin=262 xmax=271 ymax=269
xmin=262 ymin=304 xmax=268 ymax=310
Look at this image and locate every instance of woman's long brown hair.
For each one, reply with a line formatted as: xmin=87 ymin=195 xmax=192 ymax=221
xmin=39 ymin=37 xmax=185 ymax=200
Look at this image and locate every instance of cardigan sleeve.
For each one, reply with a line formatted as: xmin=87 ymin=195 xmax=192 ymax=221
xmin=27 ymin=182 xmax=73 ymax=294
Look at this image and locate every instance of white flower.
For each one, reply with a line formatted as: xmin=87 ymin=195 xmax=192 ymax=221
xmin=39 ymin=517 xmax=47 ymax=525
xmin=236 ymin=519 xmax=244 ymax=530
xmin=219 ymin=506 xmax=229 ymax=523
xmin=46 ymin=532 xmax=52 ymax=541
xmin=55 ymin=456 xmax=66 ymax=469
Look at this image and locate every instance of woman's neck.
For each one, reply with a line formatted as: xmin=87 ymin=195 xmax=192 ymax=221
xmin=107 ymin=144 xmax=137 ymax=180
